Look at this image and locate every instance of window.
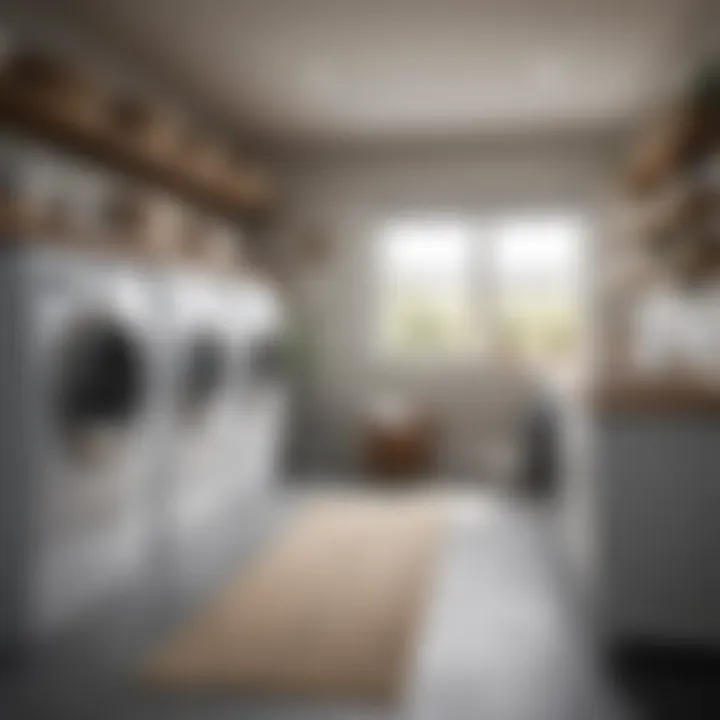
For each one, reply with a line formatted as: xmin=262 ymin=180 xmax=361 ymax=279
xmin=374 ymin=214 xmax=584 ymax=364
xmin=496 ymin=217 xmax=582 ymax=364
xmin=376 ymin=219 xmax=475 ymax=356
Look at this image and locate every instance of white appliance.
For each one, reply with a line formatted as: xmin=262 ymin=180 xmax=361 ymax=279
xmin=230 ymin=277 xmax=288 ymax=495
xmin=0 ymin=245 xmax=164 ymax=650
xmin=164 ymin=270 xmax=238 ymax=548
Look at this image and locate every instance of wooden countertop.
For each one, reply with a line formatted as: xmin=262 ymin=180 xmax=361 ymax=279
xmin=594 ymin=377 xmax=720 ymax=415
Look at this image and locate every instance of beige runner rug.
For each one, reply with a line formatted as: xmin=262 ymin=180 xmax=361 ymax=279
xmin=144 ymin=496 xmax=445 ymax=701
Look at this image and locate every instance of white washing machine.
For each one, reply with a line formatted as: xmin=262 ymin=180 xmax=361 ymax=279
xmin=0 ymin=244 xmax=164 ymax=651
xmin=163 ymin=271 xmax=288 ymax=556
xmin=229 ymin=276 xmax=288 ymax=495
xmin=165 ymin=269 xmax=239 ymax=550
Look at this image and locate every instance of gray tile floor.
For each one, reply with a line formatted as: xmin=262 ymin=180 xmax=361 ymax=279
xmin=0 ymin=489 xmax=629 ymax=720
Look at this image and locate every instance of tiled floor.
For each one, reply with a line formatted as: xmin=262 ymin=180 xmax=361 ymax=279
xmin=1 ymin=489 xmax=628 ymax=720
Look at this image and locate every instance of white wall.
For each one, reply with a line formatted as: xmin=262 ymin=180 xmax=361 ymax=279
xmin=277 ymin=137 xmax=619 ymax=478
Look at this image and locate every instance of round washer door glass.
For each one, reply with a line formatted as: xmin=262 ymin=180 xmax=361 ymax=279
xmin=246 ymin=335 xmax=286 ymax=386
xmin=55 ymin=317 xmax=147 ymax=439
xmin=181 ymin=332 xmax=226 ymax=416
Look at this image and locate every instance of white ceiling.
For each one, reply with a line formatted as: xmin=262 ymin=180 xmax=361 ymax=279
xmin=12 ymin=0 xmax=709 ymax=146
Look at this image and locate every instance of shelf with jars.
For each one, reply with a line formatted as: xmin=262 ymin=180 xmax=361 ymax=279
xmin=0 ymin=51 xmax=275 ymax=224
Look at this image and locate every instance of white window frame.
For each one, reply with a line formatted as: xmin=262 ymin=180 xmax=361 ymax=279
xmin=369 ymin=210 xmax=588 ymax=369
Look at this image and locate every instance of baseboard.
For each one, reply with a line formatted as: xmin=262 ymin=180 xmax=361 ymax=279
xmin=608 ymin=637 xmax=720 ymax=678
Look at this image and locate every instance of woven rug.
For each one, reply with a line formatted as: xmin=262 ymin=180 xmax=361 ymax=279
xmin=145 ymin=496 xmax=446 ymax=702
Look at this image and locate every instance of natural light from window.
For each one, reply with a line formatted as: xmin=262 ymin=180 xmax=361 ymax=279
xmin=374 ymin=214 xmax=584 ymax=365
xmin=496 ymin=216 xmax=583 ymax=364
xmin=376 ymin=219 xmax=474 ymax=356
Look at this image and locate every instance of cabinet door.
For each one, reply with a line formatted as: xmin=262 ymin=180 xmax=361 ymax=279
xmin=601 ymin=419 xmax=720 ymax=641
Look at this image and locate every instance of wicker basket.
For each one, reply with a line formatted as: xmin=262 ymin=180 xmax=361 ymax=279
xmin=106 ymin=97 xmax=184 ymax=159
xmin=179 ymin=132 xmax=229 ymax=184
xmin=104 ymin=191 xmax=185 ymax=259
xmin=229 ymin=164 xmax=273 ymax=208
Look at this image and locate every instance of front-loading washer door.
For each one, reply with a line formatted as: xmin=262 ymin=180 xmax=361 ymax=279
xmin=33 ymin=311 xmax=152 ymax=636
xmin=180 ymin=331 xmax=227 ymax=421
xmin=242 ymin=332 xmax=287 ymax=394
xmin=174 ymin=330 xmax=233 ymax=535
xmin=53 ymin=314 xmax=148 ymax=463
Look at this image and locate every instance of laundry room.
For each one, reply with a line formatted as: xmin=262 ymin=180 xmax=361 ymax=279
xmin=0 ymin=2 xmax=719 ymax=720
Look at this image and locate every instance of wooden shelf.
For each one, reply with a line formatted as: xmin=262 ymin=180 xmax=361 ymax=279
xmin=624 ymin=64 xmax=718 ymax=197
xmin=624 ymin=109 xmax=695 ymax=198
xmin=621 ymin=106 xmax=719 ymax=288
xmin=0 ymin=82 xmax=275 ymax=221
xmin=0 ymin=215 xmax=255 ymax=281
